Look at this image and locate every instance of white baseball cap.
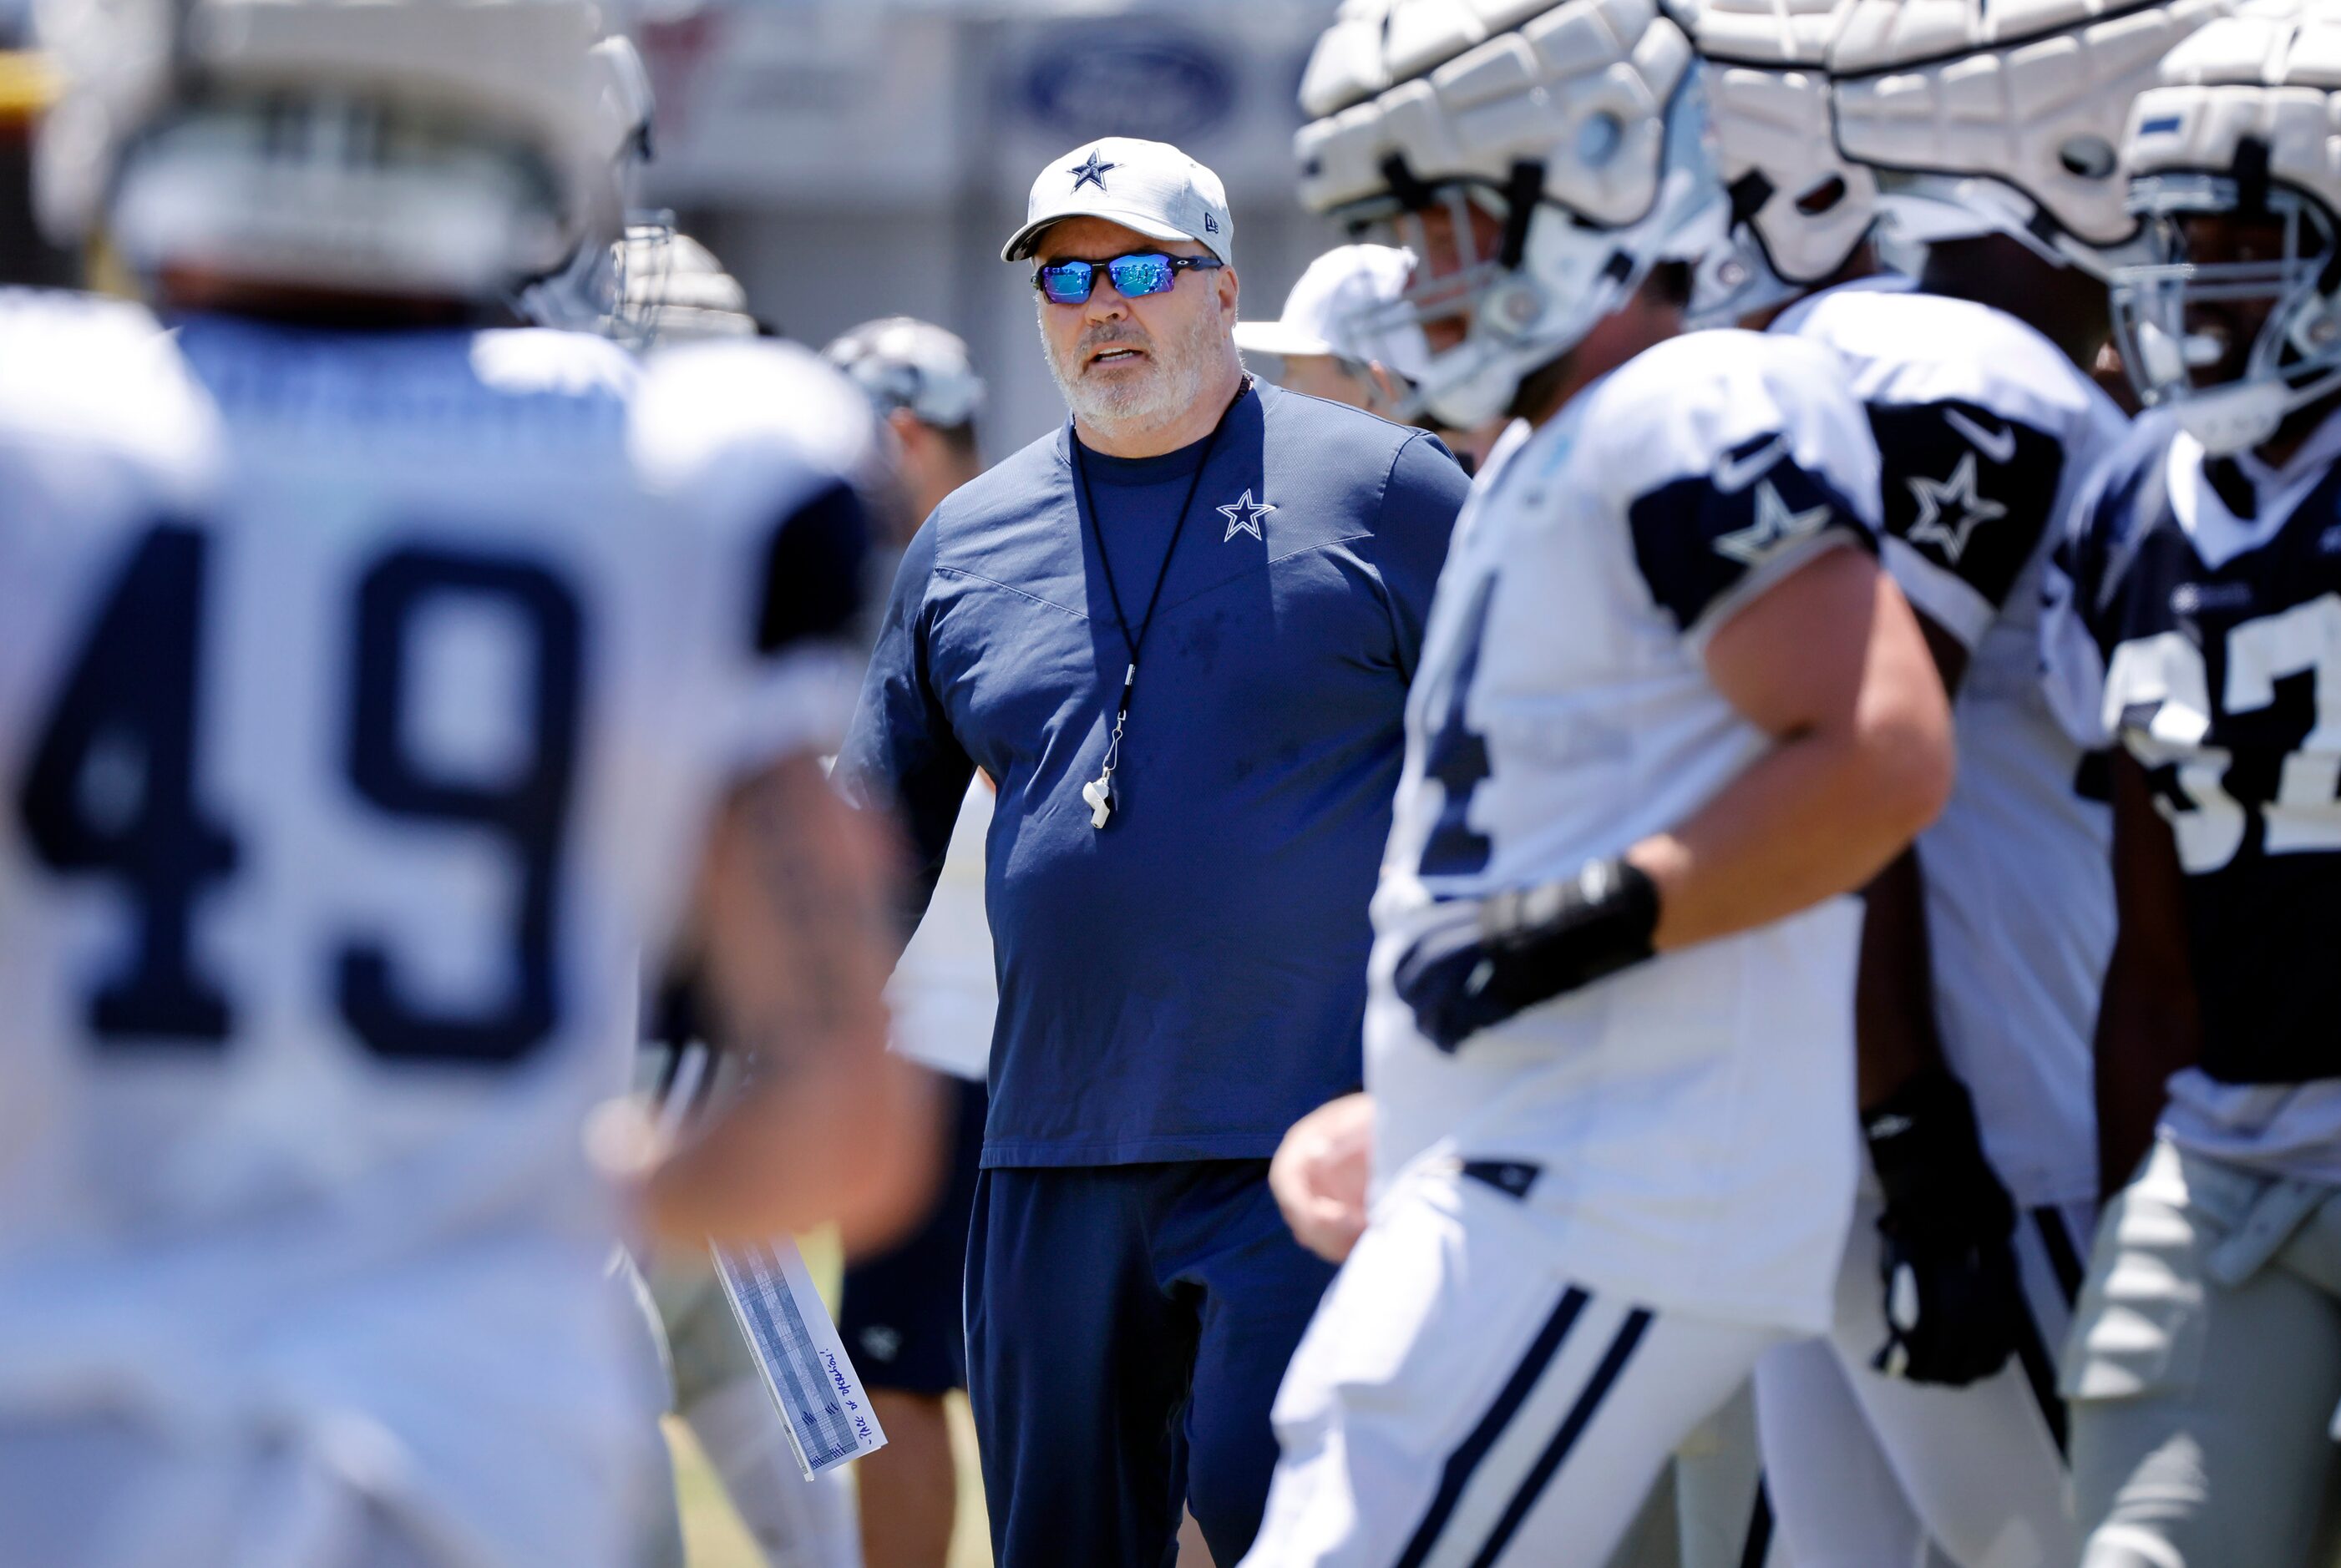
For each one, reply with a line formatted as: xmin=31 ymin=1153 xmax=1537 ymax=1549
xmin=1233 ymin=245 xmax=1430 ymax=383
xmin=823 ymin=316 xmax=986 ymax=430
xmin=1001 ymin=137 xmax=1234 ymax=266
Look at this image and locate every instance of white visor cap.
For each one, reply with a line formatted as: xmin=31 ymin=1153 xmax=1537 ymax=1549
xmin=1001 ymin=137 xmax=1234 ymax=265
xmin=1233 ymin=243 xmax=1429 ymax=382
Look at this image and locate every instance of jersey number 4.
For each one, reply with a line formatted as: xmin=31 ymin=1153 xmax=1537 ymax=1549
xmin=1419 ymin=574 xmax=1497 ymax=878
xmin=15 ymin=523 xmax=582 ymax=1065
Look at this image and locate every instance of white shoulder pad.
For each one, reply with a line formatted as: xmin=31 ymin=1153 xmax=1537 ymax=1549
xmin=1582 ymin=328 xmax=1881 ymax=524
xmin=1832 ymin=0 xmax=2166 ymax=73
xmin=0 ymin=290 xmax=215 ymax=487
xmin=631 ymin=336 xmax=882 ymax=493
xmin=2126 ymin=8 xmax=2341 ymax=190
xmin=1831 ymin=0 xmax=2226 ymax=247
xmin=1698 ymin=0 xmax=1854 ymax=66
xmin=1784 ymin=286 xmax=2116 ymax=439
xmin=465 ymin=326 xmax=639 ymax=402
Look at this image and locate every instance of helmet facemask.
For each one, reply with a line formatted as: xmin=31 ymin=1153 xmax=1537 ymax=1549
xmin=2111 ymin=163 xmax=2341 ymax=455
xmin=1326 ymin=78 xmax=1724 ymax=430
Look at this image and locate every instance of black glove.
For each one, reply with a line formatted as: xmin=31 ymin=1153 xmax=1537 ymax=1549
xmin=1393 ymin=857 xmax=1659 ymax=1053
xmin=1864 ymin=1068 xmax=2024 ymax=1387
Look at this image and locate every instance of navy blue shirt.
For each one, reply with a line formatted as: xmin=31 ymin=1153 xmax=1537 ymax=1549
xmin=839 ymin=380 xmax=1467 ymax=1166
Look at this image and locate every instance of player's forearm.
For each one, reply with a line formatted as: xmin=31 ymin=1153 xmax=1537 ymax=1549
xmin=643 ymin=1045 xmax=933 ymax=1246
xmin=2093 ymin=752 xmax=2200 ymax=1197
xmin=1854 ymin=847 xmax=1953 ymax=1110
xmin=1627 ymin=683 xmax=1952 ymax=952
xmin=650 ymin=753 xmax=928 ymax=1243
xmin=2091 ymin=943 xmax=2193 ymax=1200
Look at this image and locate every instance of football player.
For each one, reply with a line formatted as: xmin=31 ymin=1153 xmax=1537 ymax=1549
xmin=1691 ymin=0 xmax=2222 ymax=1560
xmin=1243 ymin=0 xmax=1956 ymax=1560
xmin=2045 ymin=3 xmax=2341 ymax=1559
xmin=0 ymin=1 xmax=921 ymax=1564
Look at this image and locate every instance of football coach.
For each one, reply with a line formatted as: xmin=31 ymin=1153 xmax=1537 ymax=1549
xmin=837 ymin=136 xmax=1467 ymax=1566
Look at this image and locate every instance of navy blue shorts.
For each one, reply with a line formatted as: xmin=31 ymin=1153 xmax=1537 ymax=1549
xmin=839 ymin=1074 xmax=986 ymax=1397
xmin=966 ymin=1160 xmax=1338 ymax=1568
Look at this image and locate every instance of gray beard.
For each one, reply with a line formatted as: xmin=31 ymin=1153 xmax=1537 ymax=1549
xmin=1043 ymin=305 xmax=1229 ymax=442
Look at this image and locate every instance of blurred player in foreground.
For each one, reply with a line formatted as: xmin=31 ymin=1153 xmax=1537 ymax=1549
xmin=1247 ymin=0 xmax=1953 ymax=1560
xmin=581 ymin=232 xmax=918 ymax=1568
xmin=823 ymin=316 xmax=996 ymax=1568
xmin=2046 ymin=4 xmax=2341 ymax=1559
xmin=1694 ymin=0 xmax=2220 ymax=1560
xmin=0 ymin=1 xmax=922 ymax=1562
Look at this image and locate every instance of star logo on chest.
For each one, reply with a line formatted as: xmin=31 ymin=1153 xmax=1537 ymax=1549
xmin=1067 ymin=149 xmax=1117 ymax=192
xmin=1713 ymin=478 xmax=1833 ymax=566
xmin=1218 ymin=488 xmax=1276 ymax=542
xmin=1906 ymin=452 xmax=2006 ymax=564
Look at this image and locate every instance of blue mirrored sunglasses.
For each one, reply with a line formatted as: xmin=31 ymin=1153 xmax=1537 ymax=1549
xmin=1033 ymin=251 xmax=1224 ymax=306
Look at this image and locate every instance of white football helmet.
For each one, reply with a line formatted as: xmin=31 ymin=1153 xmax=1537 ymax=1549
xmin=517 ymin=34 xmax=658 ymax=331
xmin=1692 ymin=0 xmax=1875 ymax=324
xmin=1829 ymin=0 xmax=2231 ymax=276
xmin=610 ymin=225 xmax=761 ymax=347
xmin=2111 ymin=3 xmax=2341 ymax=453
xmin=34 ymin=0 xmax=640 ymax=301
xmin=823 ymin=316 xmax=986 ymax=430
xmin=1295 ymin=0 xmax=1725 ymax=428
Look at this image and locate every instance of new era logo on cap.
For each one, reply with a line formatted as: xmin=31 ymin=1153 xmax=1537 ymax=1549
xmin=1001 ymin=137 xmax=1235 ymax=266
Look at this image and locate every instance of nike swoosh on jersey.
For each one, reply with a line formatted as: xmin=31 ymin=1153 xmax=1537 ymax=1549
xmin=1711 ymin=435 xmax=1787 ymax=493
xmin=1943 ymin=407 xmax=2017 ymax=465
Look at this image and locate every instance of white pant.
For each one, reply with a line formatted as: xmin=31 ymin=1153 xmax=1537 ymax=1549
xmin=2066 ymin=1140 xmax=2341 ymax=1567
xmin=1753 ymin=1192 xmax=2090 ymax=1568
xmin=1242 ymin=1166 xmax=1783 ymax=1568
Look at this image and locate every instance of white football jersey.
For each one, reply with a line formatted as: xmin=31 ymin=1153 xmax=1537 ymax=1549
xmin=0 ymin=291 xmax=866 ymax=1564
xmin=1368 ymin=329 xmax=1878 ymax=1336
xmin=886 ymin=777 xmax=996 ymax=1082
xmin=1776 ymin=278 xmax=2126 ymax=1208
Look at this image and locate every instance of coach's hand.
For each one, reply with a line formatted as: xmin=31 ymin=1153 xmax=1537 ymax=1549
xmin=1866 ymin=1068 xmax=2024 ymax=1387
xmin=1271 ymin=1094 xmax=1375 ymax=1263
xmin=1392 ymin=857 xmax=1660 ymax=1052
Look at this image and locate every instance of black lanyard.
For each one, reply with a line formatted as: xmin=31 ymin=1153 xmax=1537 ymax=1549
xmin=1068 ymin=384 xmax=1244 ymax=827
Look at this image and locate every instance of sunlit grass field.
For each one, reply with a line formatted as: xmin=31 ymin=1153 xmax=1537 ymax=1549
xmin=666 ymin=1397 xmax=994 ymax=1568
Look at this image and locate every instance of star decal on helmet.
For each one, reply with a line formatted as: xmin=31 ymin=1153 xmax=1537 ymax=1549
xmin=1067 ymin=149 xmax=1117 ymax=193
xmin=1218 ymin=489 xmax=1276 ymax=542
xmin=1907 ymin=453 xmax=2006 ymax=565
xmin=1714 ymin=479 xmax=1833 ymax=567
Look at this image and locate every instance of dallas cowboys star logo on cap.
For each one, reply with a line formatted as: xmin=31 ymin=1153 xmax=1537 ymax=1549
xmin=1067 ymin=149 xmax=1117 ymax=192
xmin=1218 ymin=489 xmax=1275 ymax=542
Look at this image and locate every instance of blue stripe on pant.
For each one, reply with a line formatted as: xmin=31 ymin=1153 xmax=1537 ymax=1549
xmin=965 ymin=1161 xmax=1338 ymax=1567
